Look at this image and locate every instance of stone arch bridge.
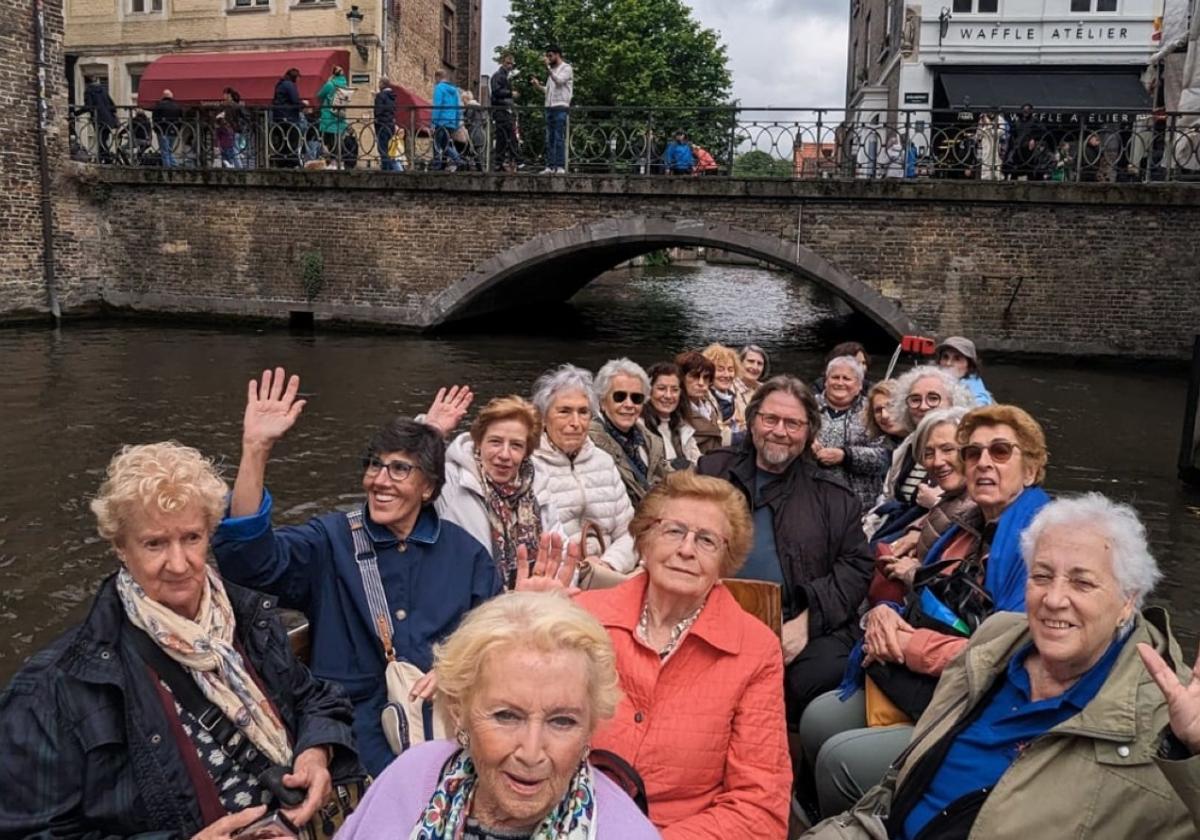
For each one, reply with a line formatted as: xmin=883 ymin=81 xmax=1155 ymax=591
xmin=51 ymin=169 xmax=1200 ymax=357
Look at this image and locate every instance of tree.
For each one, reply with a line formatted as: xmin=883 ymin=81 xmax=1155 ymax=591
xmin=732 ymin=149 xmax=794 ymax=178
xmin=500 ymin=0 xmax=733 ymax=110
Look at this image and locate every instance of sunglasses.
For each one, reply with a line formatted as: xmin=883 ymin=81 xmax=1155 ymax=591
xmin=960 ymin=440 xmax=1021 ymax=465
xmin=611 ymin=391 xmax=646 ymax=406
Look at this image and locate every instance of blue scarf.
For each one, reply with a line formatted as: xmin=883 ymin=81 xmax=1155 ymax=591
xmin=602 ymin=414 xmax=649 ymax=486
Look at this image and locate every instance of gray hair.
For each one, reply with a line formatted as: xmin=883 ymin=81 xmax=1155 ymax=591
xmin=594 ymin=358 xmax=650 ymax=404
xmin=890 ymin=364 xmax=975 ymax=433
xmin=825 ymin=355 xmax=866 ymax=383
xmin=739 ymin=344 xmax=770 ymax=378
xmin=532 ymin=364 xmax=598 ymax=416
xmin=745 ymin=375 xmax=821 ymax=449
xmin=1019 ymin=493 xmax=1161 ymax=609
xmin=911 ymin=406 xmax=971 ymax=460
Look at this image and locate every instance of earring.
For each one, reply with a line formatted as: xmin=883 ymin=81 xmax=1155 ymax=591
xmin=456 ymin=729 xmax=470 ymax=749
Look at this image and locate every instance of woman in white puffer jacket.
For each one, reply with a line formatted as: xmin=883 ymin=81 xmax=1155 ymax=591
xmin=435 ymin=395 xmax=562 ymax=589
xmin=529 ymin=364 xmax=637 ymax=574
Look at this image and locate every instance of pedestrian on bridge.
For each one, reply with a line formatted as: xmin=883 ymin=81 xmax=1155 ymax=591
xmin=431 ymin=68 xmax=464 ymax=172
xmin=530 ymin=44 xmax=573 ymax=174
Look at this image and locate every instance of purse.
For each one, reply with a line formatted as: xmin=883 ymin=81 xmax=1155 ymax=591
xmin=347 ymin=510 xmax=450 ymax=755
xmin=452 ymin=125 xmax=470 ymax=144
xmin=575 ymin=520 xmax=635 ymax=590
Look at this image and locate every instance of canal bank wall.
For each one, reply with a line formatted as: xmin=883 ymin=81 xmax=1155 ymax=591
xmin=6 ymin=165 xmax=1200 ymax=360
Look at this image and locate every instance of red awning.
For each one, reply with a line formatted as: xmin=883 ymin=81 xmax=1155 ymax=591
xmin=138 ymin=49 xmax=351 ymax=107
xmin=390 ymin=84 xmax=432 ymax=131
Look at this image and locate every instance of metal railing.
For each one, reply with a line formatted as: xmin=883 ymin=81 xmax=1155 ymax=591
xmin=66 ymin=104 xmax=1200 ymax=183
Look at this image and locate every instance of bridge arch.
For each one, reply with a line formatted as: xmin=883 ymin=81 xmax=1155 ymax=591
xmin=424 ymin=216 xmax=918 ymax=338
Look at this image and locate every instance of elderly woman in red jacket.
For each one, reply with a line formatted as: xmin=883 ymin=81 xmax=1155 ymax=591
xmin=521 ymin=470 xmax=792 ymax=839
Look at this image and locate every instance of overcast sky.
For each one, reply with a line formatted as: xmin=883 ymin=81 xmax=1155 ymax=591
xmin=480 ymin=0 xmax=851 ymax=109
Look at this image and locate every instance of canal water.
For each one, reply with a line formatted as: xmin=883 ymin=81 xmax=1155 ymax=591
xmin=2 ymin=262 xmax=1199 ymax=682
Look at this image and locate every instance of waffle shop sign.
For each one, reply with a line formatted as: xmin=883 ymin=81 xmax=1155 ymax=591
xmin=950 ymin=22 xmax=1136 ymax=44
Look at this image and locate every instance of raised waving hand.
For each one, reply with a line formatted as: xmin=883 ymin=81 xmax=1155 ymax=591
xmin=1138 ymin=641 xmax=1200 ymax=754
xmin=230 ymin=367 xmax=305 ymax=518
xmin=514 ymin=532 xmax=582 ymax=595
xmin=422 ymin=385 xmax=474 ymax=439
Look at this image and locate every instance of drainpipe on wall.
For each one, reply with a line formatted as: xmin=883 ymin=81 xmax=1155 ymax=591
xmin=33 ymin=0 xmax=60 ymax=321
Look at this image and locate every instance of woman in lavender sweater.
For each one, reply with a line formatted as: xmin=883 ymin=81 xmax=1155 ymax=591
xmin=337 ymin=591 xmax=659 ymax=840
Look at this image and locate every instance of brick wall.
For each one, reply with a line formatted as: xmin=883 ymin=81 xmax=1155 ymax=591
xmin=41 ymin=170 xmax=1200 ymax=359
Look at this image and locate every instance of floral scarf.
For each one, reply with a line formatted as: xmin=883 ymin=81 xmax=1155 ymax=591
xmin=478 ymin=453 xmax=543 ymax=589
xmin=410 ymin=748 xmax=595 ymax=840
xmin=116 ymin=566 xmax=293 ymax=767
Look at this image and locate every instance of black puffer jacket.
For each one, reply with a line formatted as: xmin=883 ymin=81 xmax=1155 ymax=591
xmin=0 ymin=574 xmax=359 ymax=839
xmin=698 ymin=446 xmax=873 ymax=634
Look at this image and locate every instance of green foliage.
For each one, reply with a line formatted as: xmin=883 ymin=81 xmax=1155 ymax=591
xmin=300 ymin=251 xmax=324 ymax=302
xmin=501 ymin=0 xmax=734 ymax=110
xmin=642 ymin=249 xmax=671 ymax=267
xmin=732 ymin=149 xmax=794 ymax=179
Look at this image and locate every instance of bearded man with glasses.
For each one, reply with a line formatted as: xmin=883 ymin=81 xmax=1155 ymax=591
xmin=588 ymin=358 xmax=670 ymax=507
xmin=698 ymin=376 xmax=875 ymax=726
xmin=213 ymin=367 xmax=502 ymax=777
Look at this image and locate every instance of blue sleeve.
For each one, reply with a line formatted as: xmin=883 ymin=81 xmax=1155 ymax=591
xmin=211 ymin=488 xmax=330 ymax=614
xmin=470 ymin=541 xmax=503 ymax=605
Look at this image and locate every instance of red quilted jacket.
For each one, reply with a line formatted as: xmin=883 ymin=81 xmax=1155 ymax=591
xmin=577 ymin=575 xmax=792 ymax=840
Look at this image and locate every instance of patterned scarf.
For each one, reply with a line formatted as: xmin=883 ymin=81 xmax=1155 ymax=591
xmin=478 ymin=453 xmax=543 ymax=588
xmin=410 ymin=748 xmax=595 ymax=840
xmin=710 ymin=388 xmax=735 ymax=422
xmin=601 ymin=415 xmax=648 ymax=486
xmin=116 ymin=566 xmax=293 ymax=767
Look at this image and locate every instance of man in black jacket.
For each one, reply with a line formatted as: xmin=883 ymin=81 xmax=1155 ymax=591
xmin=374 ymin=78 xmax=399 ymax=171
xmin=83 ymin=77 xmax=118 ymax=163
xmin=490 ymin=53 xmax=520 ymax=171
xmin=271 ymin=68 xmax=303 ymax=167
xmin=698 ymin=375 xmax=873 ymax=723
xmin=151 ymin=88 xmax=183 ymax=168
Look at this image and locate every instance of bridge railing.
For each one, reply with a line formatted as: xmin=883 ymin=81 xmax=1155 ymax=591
xmin=67 ymin=104 xmax=1200 ymax=183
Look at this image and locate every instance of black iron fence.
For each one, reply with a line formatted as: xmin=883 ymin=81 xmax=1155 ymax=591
xmin=67 ymin=104 xmax=1200 ymax=183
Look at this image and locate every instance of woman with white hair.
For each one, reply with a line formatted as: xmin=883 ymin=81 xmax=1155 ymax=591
xmin=864 ymin=365 xmax=975 ymax=541
xmin=530 ymin=364 xmax=637 ymax=577
xmin=807 ymin=492 xmax=1196 ymax=839
xmin=812 ymin=355 xmax=893 ymax=511
xmin=588 ymin=357 xmax=668 ymax=507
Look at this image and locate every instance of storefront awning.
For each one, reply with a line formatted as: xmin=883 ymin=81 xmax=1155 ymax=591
xmin=138 ymin=49 xmax=351 ymax=106
xmin=390 ymin=84 xmax=432 ymax=130
xmin=938 ymin=71 xmax=1151 ymax=115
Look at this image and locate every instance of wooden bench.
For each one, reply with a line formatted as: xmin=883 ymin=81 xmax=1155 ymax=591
xmin=721 ymin=578 xmax=783 ymax=638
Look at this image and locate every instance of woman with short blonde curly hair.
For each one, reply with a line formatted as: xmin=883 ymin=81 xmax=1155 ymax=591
xmin=91 ymin=441 xmax=228 ymax=542
xmin=0 ymin=441 xmax=359 ymax=838
xmin=338 ymin=591 xmax=658 ymax=838
xmin=701 ymin=343 xmax=751 ymax=445
xmin=439 ymin=394 xmax=560 ymax=589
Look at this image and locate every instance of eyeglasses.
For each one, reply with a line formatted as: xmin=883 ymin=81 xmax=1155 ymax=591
xmin=362 ymin=456 xmax=420 ymax=482
xmin=654 ymin=519 xmax=728 ymax=557
xmin=959 ymin=440 xmax=1022 ymax=465
xmin=906 ymin=392 xmax=944 ymax=409
xmin=756 ymin=412 xmax=807 ymax=435
xmin=611 ymin=391 xmax=646 ymax=406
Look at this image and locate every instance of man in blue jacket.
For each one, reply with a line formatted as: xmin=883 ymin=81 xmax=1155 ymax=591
xmin=212 ymin=367 xmax=501 ymax=776
xmin=430 ymin=68 xmax=463 ymax=172
xmin=664 ymin=130 xmax=696 ymax=175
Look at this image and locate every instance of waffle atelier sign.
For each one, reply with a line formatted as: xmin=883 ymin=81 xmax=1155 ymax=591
xmin=953 ymin=24 xmax=1132 ymax=42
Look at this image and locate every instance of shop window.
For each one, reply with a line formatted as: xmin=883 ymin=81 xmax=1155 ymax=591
xmin=130 ymin=0 xmax=163 ymax=11
xmin=127 ymin=64 xmax=147 ymax=103
xmin=442 ymin=5 xmax=455 ymax=66
xmin=1070 ymin=0 xmax=1118 ymax=11
xmin=952 ymin=0 xmax=999 ymax=12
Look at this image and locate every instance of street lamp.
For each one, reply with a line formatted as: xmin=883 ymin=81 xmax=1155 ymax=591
xmin=938 ymin=7 xmax=952 ymax=46
xmin=346 ymin=5 xmax=369 ymax=63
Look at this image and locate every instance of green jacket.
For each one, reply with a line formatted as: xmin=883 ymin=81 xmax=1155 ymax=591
xmin=317 ymin=73 xmax=349 ymax=135
xmin=588 ymin=418 xmax=667 ymax=508
xmin=806 ymin=608 xmax=1194 ymax=839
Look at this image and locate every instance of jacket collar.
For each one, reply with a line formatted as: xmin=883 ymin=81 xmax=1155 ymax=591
xmin=362 ymin=504 xmax=442 ymax=547
xmin=962 ymin=608 xmax=1179 ymax=748
xmin=586 ymin=573 xmax=743 ymax=656
xmin=61 ymin=573 xmax=276 ymax=686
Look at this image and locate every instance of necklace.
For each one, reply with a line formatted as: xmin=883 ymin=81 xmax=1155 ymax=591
xmin=638 ymin=599 xmax=703 ymax=659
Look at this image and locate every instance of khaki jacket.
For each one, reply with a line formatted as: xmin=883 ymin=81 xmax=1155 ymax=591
xmin=807 ymin=608 xmax=1194 ymax=839
xmin=588 ymin=418 xmax=668 ymax=507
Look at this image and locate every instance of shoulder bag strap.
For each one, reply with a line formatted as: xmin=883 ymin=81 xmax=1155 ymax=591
xmin=126 ymin=627 xmax=302 ymax=805
xmin=346 ymin=509 xmax=397 ymax=662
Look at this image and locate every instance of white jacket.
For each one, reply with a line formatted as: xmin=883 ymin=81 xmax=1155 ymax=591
xmin=435 ymin=433 xmax=561 ymax=560
xmin=652 ymin=417 xmax=702 ymax=467
xmin=530 ymin=433 xmax=637 ymax=572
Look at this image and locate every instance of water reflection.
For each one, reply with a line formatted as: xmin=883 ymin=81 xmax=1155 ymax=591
xmin=1 ymin=263 xmax=1197 ymax=680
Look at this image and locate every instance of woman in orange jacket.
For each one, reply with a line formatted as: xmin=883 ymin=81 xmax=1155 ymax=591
xmin=523 ymin=470 xmax=792 ymax=839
